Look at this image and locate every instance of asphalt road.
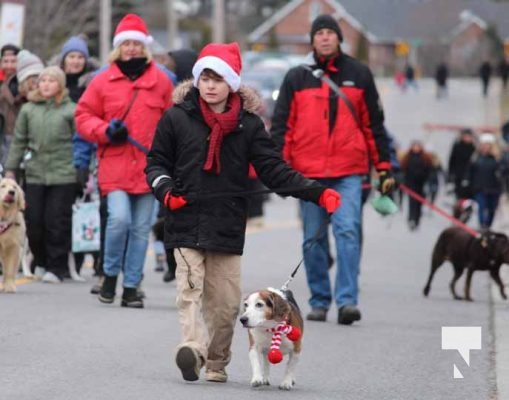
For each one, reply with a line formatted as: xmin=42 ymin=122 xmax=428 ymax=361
xmin=1 ymin=77 xmax=507 ymax=400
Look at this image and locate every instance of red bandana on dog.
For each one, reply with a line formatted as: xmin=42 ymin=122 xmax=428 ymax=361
xmin=199 ymin=93 xmax=241 ymax=174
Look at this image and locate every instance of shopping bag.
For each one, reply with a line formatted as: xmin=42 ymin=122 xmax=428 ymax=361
xmin=371 ymin=195 xmax=399 ymax=216
xmin=72 ymin=201 xmax=100 ymax=252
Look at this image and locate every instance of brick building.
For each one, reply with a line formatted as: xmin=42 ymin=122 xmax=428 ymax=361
xmin=247 ymin=0 xmax=509 ymax=76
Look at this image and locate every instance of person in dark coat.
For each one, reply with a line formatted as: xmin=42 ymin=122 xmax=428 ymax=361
xmin=468 ymin=134 xmax=502 ymax=229
xmin=435 ymin=62 xmax=448 ymax=99
xmin=145 ymin=42 xmax=340 ymax=383
xmin=498 ymin=58 xmax=509 ymax=90
xmin=168 ymin=48 xmax=198 ymax=82
xmin=480 ymin=60 xmax=492 ymax=97
xmin=400 ymin=140 xmax=433 ymax=230
xmin=447 ymin=128 xmax=476 ymax=199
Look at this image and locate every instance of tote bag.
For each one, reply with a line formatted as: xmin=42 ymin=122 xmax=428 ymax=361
xmin=72 ymin=201 xmax=100 ymax=253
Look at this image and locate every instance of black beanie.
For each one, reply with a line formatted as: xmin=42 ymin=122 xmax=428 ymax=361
xmin=310 ymin=14 xmax=343 ymax=43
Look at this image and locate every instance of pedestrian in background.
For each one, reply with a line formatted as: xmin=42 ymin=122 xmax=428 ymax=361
xmin=404 ymin=63 xmax=418 ymax=91
xmin=59 ymin=35 xmax=102 ymax=280
xmin=5 ymin=66 xmax=76 ymax=283
xmin=0 ymin=44 xmax=19 ymax=86
xmin=480 ymin=60 xmax=492 ymax=97
xmin=435 ymin=62 xmax=448 ymax=99
xmin=400 ymin=140 xmax=433 ymax=230
xmin=498 ymin=58 xmax=509 ymax=90
xmin=75 ymin=13 xmax=173 ymax=308
xmin=468 ymin=134 xmax=502 ymax=229
xmin=0 ymin=49 xmax=43 ymax=167
xmin=447 ymin=128 xmax=476 ymax=200
xmin=145 ymin=42 xmax=339 ymax=383
xmin=271 ymin=14 xmax=395 ymax=325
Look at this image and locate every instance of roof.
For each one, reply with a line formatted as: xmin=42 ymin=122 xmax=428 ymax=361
xmin=248 ymin=0 xmax=509 ymax=44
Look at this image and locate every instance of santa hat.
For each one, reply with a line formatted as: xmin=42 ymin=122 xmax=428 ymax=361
xmin=192 ymin=42 xmax=242 ymax=92
xmin=113 ymin=13 xmax=153 ymax=48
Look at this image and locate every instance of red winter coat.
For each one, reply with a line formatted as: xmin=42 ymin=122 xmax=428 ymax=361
xmin=75 ymin=62 xmax=173 ymax=195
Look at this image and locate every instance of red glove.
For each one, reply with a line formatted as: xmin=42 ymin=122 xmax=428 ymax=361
xmin=163 ymin=192 xmax=187 ymax=210
xmin=318 ymin=188 xmax=341 ymax=213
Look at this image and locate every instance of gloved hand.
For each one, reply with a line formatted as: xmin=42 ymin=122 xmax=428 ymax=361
xmin=318 ymin=188 xmax=341 ymax=213
xmin=163 ymin=192 xmax=187 ymax=211
xmin=378 ymin=170 xmax=396 ymax=195
xmin=105 ymin=118 xmax=128 ymax=144
xmin=76 ymin=167 xmax=90 ymax=188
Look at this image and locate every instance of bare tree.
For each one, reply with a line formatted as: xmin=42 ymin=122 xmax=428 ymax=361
xmin=23 ymin=0 xmax=99 ymax=61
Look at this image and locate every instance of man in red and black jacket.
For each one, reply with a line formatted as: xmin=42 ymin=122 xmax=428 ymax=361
xmin=271 ymin=14 xmax=395 ymax=325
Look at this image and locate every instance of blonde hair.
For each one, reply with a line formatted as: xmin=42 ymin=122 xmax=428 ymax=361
xmin=107 ymin=45 xmax=152 ymax=64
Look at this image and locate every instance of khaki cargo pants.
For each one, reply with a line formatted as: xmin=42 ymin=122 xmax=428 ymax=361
xmin=174 ymin=248 xmax=241 ymax=371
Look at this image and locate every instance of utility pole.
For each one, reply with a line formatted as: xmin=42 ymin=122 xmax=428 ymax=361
xmin=167 ymin=0 xmax=178 ymax=50
xmin=212 ymin=0 xmax=225 ymax=43
xmin=100 ymin=0 xmax=112 ymax=64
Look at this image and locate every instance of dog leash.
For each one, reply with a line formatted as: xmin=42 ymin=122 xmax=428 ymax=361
xmin=397 ymin=183 xmax=480 ymax=238
xmin=280 ymin=216 xmax=331 ymax=292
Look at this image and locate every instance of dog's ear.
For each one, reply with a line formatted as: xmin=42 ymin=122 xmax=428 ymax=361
xmin=268 ymin=293 xmax=291 ymax=322
xmin=15 ymin=183 xmax=26 ymax=211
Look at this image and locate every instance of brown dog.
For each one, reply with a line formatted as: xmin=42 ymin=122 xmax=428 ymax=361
xmin=0 ymin=178 xmax=26 ymax=293
xmin=423 ymin=226 xmax=509 ymax=301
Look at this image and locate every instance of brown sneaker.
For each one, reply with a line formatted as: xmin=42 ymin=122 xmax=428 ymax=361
xmin=176 ymin=346 xmax=202 ymax=381
xmin=205 ymin=369 xmax=228 ymax=383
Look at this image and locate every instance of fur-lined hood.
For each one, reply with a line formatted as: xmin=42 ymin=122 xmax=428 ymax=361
xmin=172 ymin=79 xmax=262 ymax=114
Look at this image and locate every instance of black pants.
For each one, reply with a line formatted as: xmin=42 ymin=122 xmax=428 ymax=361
xmin=407 ymin=183 xmax=425 ymax=226
xmin=25 ymin=183 xmax=76 ymax=279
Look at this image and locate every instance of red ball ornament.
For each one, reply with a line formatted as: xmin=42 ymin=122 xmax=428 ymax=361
xmin=268 ymin=348 xmax=283 ymax=364
xmin=287 ymin=326 xmax=301 ymax=342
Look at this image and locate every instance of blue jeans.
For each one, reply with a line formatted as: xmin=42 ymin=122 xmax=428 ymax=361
xmin=474 ymin=192 xmax=500 ymax=228
xmin=103 ymin=190 xmax=155 ymax=288
xmin=299 ymin=175 xmax=362 ymax=309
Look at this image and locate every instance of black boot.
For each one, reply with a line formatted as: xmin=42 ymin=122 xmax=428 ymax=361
xmin=121 ymin=287 xmax=144 ymax=308
xmin=98 ymin=275 xmax=117 ymax=304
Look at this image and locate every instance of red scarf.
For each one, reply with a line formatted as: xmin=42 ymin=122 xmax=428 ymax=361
xmin=199 ymin=93 xmax=241 ymax=174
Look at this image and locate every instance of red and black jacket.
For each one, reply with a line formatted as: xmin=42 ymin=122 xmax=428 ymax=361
xmin=271 ymin=52 xmax=392 ymax=178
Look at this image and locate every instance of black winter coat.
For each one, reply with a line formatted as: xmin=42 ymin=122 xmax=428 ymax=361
xmin=145 ymin=81 xmax=325 ymax=255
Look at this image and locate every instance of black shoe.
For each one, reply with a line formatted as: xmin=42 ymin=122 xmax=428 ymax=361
xmin=163 ymin=270 xmax=175 ymax=283
xmin=121 ymin=287 xmax=144 ymax=308
xmin=306 ymin=308 xmax=327 ymax=322
xmin=176 ymin=346 xmax=201 ymax=381
xmin=98 ymin=275 xmax=117 ymax=304
xmin=337 ymin=305 xmax=361 ymax=325
xmin=90 ymin=276 xmax=104 ymax=295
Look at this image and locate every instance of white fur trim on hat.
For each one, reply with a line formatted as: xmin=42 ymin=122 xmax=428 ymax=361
xmin=113 ymin=30 xmax=153 ymax=48
xmin=192 ymin=55 xmax=241 ymax=92
xmin=479 ymin=133 xmax=496 ymax=144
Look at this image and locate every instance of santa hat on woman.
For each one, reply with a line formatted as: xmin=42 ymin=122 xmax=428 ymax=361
xmin=192 ymin=42 xmax=242 ymax=92
xmin=113 ymin=13 xmax=153 ymax=48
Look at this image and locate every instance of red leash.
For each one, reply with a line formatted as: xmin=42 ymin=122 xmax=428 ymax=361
xmin=398 ymin=184 xmax=479 ymax=238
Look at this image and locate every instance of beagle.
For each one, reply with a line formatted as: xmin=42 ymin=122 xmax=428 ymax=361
xmin=239 ymin=288 xmax=303 ymax=390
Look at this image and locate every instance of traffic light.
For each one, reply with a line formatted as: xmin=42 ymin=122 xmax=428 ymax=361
xmin=395 ymin=41 xmax=410 ymax=56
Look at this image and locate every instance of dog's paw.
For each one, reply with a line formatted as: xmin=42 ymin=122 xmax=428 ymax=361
xmin=278 ymin=379 xmax=294 ymax=390
xmin=3 ymin=283 xmax=16 ymax=293
xmin=251 ymin=377 xmax=269 ymax=387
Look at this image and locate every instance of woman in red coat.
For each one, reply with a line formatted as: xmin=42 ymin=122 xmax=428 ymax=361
xmin=75 ymin=14 xmax=173 ymax=308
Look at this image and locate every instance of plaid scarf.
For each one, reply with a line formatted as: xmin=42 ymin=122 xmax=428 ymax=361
xmin=199 ymin=93 xmax=241 ymax=174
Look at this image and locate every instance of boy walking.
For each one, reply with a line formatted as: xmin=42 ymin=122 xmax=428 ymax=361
xmin=145 ymin=42 xmax=340 ymax=382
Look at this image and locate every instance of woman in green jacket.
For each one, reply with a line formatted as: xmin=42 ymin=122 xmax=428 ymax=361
xmin=5 ymin=66 xmax=77 ymax=283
